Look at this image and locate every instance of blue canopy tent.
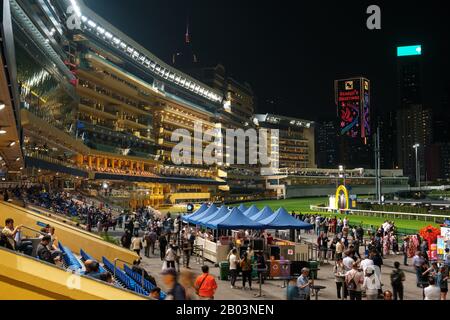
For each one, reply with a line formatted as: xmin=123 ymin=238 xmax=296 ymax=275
xmin=205 ymin=207 xmax=265 ymax=230
xmin=189 ymin=204 xmax=223 ymax=224
xmin=250 ymin=206 xmax=274 ymax=222
xmin=238 ymin=204 xmax=248 ymax=213
xmin=183 ymin=204 xmax=217 ymax=224
xmin=242 ymin=205 xmax=260 ymax=217
xmin=196 ymin=206 xmax=230 ymax=227
xmin=259 ymin=207 xmax=314 ymax=230
xmin=181 ymin=203 xmax=208 ymax=222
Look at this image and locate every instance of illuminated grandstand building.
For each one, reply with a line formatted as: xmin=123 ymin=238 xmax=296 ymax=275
xmin=11 ymin=0 xmax=228 ymax=208
xmin=254 ymin=114 xmax=316 ymax=170
xmin=183 ymin=64 xmax=262 ymax=201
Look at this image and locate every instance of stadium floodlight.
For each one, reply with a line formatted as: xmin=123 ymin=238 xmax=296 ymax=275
xmin=87 ymin=20 xmax=96 ymax=28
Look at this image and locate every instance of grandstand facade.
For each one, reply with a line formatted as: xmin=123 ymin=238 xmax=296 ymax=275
xmin=10 ymin=0 xmax=233 ymax=208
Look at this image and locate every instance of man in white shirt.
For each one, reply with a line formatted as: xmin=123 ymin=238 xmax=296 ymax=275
xmin=360 ymin=255 xmax=374 ymax=273
xmin=228 ymin=249 xmax=239 ymax=289
xmin=343 ymin=217 xmax=349 ymax=227
xmin=424 ymin=278 xmax=441 ymax=300
xmin=343 ymin=251 xmax=355 ymax=272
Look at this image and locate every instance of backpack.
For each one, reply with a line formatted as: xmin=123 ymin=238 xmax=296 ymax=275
xmin=346 ymin=274 xmax=357 ymax=291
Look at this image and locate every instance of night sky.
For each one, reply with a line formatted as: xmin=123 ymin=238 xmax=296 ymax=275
xmin=84 ymin=0 xmax=449 ymax=122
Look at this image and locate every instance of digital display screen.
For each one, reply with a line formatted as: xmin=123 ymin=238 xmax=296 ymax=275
xmin=337 ymin=80 xmax=361 ymax=138
xmin=335 ymin=78 xmax=371 ymax=140
xmin=397 ymin=45 xmax=422 ymax=57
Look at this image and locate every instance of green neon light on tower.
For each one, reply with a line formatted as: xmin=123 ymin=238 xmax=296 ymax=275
xmin=397 ymin=45 xmax=422 ymax=57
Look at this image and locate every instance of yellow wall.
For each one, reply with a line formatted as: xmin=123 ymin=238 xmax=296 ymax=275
xmin=0 ymin=248 xmax=147 ymax=300
xmin=0 ymin=202 xmax=138 ymax=267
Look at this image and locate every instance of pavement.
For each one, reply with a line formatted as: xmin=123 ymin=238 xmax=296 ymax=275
xmin=134 ymin=231 xmax=428 ymax=300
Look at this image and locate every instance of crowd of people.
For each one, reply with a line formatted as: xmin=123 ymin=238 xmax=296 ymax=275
xmin=21 ymin=186 xmax=118 ymax=233
xmin=284 ymin=212 xmax=450 ymax=301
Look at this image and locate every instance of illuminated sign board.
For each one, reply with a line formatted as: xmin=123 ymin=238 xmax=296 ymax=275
xmin=397 ymin=45 xmax=422 ymax=57
xmin=335 ymin=78 xmax=371 ymax=140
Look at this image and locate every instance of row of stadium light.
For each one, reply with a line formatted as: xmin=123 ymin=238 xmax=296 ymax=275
xmin=69 ymin=1 xmax=223 ymax=104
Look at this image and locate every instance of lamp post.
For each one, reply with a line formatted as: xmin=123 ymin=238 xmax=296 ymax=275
xmin=413 ymin=144 xmax=420 ymax=189
xmin=338 ymin=165 xmax=346 ymax=186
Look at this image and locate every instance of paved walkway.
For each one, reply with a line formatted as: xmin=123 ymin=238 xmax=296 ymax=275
xmin=135 ymin=233 xmax=427 ymax=300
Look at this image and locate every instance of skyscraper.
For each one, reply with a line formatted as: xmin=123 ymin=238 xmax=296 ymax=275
xmin=395 ymin=45 xmax=433 ymax=179
xmin=378 ymin=112 xmax=396 ymax=169
xmin=172 ymin=18 xmax=199 ymax=69
xmin=316 ymin=119 xmax=339 ymax=168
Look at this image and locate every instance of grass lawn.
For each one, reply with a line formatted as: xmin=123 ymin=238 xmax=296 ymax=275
xmin=237 ymin=198 xmax=439 ymax=231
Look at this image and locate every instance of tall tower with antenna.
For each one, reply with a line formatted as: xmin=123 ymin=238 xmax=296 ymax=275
xmin=172 ymin=16 xmax=198 ymax=67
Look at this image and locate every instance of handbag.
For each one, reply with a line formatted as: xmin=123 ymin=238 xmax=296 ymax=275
xmin=195 ymin=274 xmax=208 ymax=295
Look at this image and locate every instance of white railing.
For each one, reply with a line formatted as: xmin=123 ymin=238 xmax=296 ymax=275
xmin=309 ymin=205 xmax=449 ymax=223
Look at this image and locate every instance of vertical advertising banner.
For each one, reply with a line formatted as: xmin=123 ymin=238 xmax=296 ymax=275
xmin=335 ymin=78 xmax=371 ymax=140
xmin=362 ymin=79 xmax=371 ymax=139
xmin=336 ymin=79 xmax=361 ymax=138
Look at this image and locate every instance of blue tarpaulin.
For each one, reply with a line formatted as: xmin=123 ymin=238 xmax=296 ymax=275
xmin=197 ymin=206 xmax=230 ymax=227
xmin=182 ymin=203 xmax=216 ymax=223
xmin=238 ymin=204 xmax=248 ymax=213
xmin=242 ymin=205 xmax=260 ymax=217
xmin=205 ymin=207 xmax=265 ymax=230
xmin=259 ymin=207 xmax=314 ymax=230
xmin=250 ymin=206 xmax=274 ymax=222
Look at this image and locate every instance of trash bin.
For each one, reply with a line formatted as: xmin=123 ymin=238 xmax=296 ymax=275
xmin=309 ymin=261 xmax=319 ymax=280
xmin=219 ymin=261 xmax=230 ymax=281
xmin=280 ymin=260 xmax=291 ymax=279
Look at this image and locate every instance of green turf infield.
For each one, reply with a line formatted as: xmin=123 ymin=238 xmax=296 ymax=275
xmin=237 ymin=197 xmax=440 ymax=231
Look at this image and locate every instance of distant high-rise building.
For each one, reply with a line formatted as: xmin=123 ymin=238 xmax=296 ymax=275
xmin=396 ymin=105 xmax=433 ymax=179
xmin=378 ymin=112 xmax=397 ymax=169
xmin=316 ymin=120 xmax=339 ymax=168
xmin=397 ymin=45 xmax=423 ymax=108
xmin=338 ymin=136 xmax=373 ymax=169
xmin=395 ymin=45 xmax=432 ymax=179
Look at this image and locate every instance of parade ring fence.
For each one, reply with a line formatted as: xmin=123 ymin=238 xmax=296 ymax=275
xmin=310 ymin=205 xmax=449 ymax=235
